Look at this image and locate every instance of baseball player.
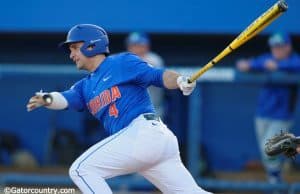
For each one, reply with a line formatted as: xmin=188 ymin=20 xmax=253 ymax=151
xmin=26 ymin=24 xmax=211 ymax=194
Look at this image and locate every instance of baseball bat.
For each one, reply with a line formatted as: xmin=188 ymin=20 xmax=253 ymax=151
xmin=188 ymin=0 xmax=288 ymax=83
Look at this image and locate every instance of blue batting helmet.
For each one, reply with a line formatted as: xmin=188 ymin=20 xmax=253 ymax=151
xmin=59 ymin=24 xmax=109 ymax=57
xmin=268 ymin=32 xmax=291 ymax=47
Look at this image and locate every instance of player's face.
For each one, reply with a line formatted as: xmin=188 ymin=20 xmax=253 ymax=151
xmin=69 ymin=42 xmax=89 ymax=70
xmin=271 ymin=44 xmax=292 ymax=60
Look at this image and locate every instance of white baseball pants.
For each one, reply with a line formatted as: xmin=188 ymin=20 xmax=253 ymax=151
xmin=69 ymin=114 xmax=211 ymax=194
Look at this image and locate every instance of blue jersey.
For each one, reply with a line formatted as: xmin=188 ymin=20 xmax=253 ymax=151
xmin=249 ymin=53 xmax=300 ymax=119
xmin=62 ymin=52 xmax=165 ymax=134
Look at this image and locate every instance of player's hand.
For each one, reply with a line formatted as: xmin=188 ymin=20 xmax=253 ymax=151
xmin=236 ymin=59 xmax=250 ymax=72
xmin=297 ymin=146 xmax=300 ymax=154
xmin=177 ymin=76 xmax=196 ymax=96
xmin=264 ymin=59 xmax=278 ymax=71
xmin=26 ymin=91 xmax=51 ymax=112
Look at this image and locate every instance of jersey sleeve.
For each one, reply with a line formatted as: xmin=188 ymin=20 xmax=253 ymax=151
xmin=277 ymin=54 xmax=300 ymax=71
xmin=249 ymin=54 xmax=270 ymax=71
xmin=122 ymin=53 xmax=165 ymax=88
xmin=61 ymin=79 xmax=86 ymax=111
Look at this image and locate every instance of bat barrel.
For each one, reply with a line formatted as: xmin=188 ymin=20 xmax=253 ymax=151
xmin=188 ymin=0 xmax=288 ymax=83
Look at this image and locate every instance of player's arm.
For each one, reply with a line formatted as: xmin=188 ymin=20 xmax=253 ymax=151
xmin=125 ymin=53 xmax=196 ymax=95
xmin=162 ymin=70 xmax=196 ymax=96
xmin=236 ymin=54 xmax=269 ymax=72
xmin=277 ymin=54 xmax=300 ymax=71
xmin=251 ymin=54 xmax=300 ymax=72
xmin=137 ymin=66 xmax=196 ymax=96
xmin=27 ymin=80 xmax=85 ymax=112
xmin=162 ymin=70 xmax=179 ymax=89
xmin=26 ymin=91 xmax=68 ymax=112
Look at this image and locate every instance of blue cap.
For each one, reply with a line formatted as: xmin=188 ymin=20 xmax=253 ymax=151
xmin=268 ymin=32 xmax=291 ymax=47
xmin=126 ymin=32 xmax=150 ymax=45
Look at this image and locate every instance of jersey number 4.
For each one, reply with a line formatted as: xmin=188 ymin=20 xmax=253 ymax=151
xmin=109 ymin=103 xmax=119 ymax=118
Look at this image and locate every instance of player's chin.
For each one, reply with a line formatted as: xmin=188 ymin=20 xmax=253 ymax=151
xmin=76 ymin=62 xmax=84 ymax=70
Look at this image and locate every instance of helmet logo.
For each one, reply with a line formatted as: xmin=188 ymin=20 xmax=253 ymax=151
xmin=90 ymin=39 xmax=102 ymax=44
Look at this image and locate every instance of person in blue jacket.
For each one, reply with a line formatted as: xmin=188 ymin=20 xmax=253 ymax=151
xmin=237 ymin=32 xmax=300 ymax=183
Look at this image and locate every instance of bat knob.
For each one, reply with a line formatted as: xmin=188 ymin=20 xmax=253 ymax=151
xmin=278 ymin=0 xmax=288 ymax=12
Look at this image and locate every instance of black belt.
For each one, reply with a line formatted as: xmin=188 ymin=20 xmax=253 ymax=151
xmin=143 ymin=113 xmax=160 ymax=122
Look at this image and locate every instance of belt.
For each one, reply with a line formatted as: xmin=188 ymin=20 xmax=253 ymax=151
xmin=143 ymin=113 xmax=160 ymax=122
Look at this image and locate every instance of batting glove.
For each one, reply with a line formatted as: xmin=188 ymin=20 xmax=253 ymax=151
xmin=177 ymin=76 xmax=196 ymax=96
xmin=26 ymin=90 xmax=52 ymax=112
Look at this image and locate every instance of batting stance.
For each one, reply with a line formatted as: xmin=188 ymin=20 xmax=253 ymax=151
xmin=26 ymin=24 xmax=211 ymax=194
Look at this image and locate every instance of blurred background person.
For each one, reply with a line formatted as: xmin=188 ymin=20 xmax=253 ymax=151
xmin=236 ymin=32 xmax=300 ymax=184
xmin=125 ymin=32 xmax=165 ymax=118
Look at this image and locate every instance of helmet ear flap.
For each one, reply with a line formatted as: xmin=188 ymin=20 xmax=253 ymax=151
xmin=86 ymin=43 xmax=96 ymax=51
xmin=80 ymin=41 xmax=95 ymax=57
xmin=80 ymin=35 xmax=109 ymax=57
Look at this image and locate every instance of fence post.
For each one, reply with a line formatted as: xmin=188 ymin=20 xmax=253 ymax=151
xmin=187 ymin=84 xmax=202 ymax=177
